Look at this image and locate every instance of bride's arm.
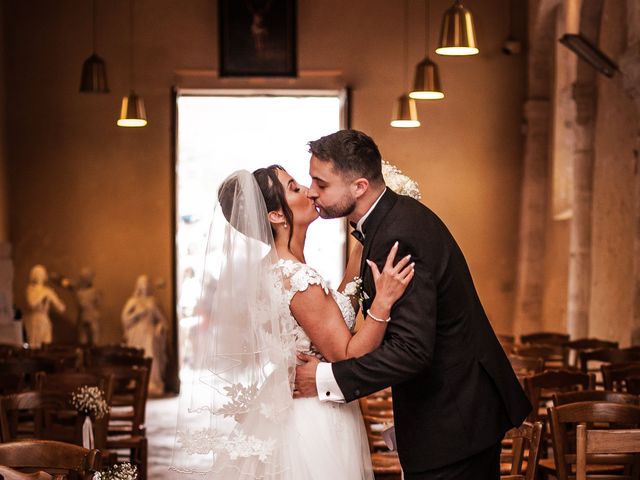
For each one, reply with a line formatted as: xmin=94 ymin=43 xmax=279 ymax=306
xmin=289 ymin=243 xmax=414 ymax=362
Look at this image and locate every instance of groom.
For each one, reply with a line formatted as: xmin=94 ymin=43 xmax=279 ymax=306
xmin=295 ymin=130 xmax=531 ymax=479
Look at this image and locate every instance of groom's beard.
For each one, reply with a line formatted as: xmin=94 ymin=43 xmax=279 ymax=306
xmin=316 ymin=196 xmax=356 ymax=219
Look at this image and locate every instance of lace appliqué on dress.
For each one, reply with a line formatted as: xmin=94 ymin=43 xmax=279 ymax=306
xmin=273 ymin=259 xmax=356 ymax=360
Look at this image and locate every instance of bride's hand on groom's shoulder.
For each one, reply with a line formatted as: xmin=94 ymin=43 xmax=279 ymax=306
xmin=367 ymin=241 xmax=415 ymax=311
xmin=293 ymin=353 xmax=320 ymax=398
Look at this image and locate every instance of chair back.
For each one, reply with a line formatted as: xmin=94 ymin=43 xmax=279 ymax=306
xmin=85 ymin=364 xmax=149 ymax=436
xmin=0 ymin=358 xmax=57 ymax=393
xmin=548 ymin=401 xmax=640 ymax=480
xmin=501 ymin=421 xmax=544 ymax=480
xmin=524 ymin=370 xmax=595 ymax=421
xmin=0 ymin=391 xmax=77 ymax=443
xmin=553 ymin=389 xmax=640 ymax=407
xmin=579 ymin=348 xmax=640 ymax=373
xmin=576 ymin=424 xmax=640 ymax=480
xmin=0 ymin=465 xmax=53 ymax=479
xmin=601 ymin=362 xmax=640 ymax=392
xmin=514 ymin=345 xmax=565 ymax=370
xmin=520 ymin=332 xmax=570 ymax=346
xmin=508 ymin=355 xmax=544 ymax=386
xmin=562 ymin=338 xmax=619 ymax=370
xmin=0 ymin=439 xmax=100 ymax=480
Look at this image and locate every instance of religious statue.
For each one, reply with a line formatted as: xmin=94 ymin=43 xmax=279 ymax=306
xmin=75 ymin=267 xmax=102 ymax=346
xmin=121 ymin=274 xmax=168 ymax=395
xmin=25 ymin=264 xmax=66 ymax=348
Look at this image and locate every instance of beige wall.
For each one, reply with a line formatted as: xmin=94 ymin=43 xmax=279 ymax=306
xmin=5 ymin=0 xmax=526 ymax=349
xmin=0 ymin=0 xmax=7 ymax=243
xmin=590 ymin=0 xmax=637 ymax=346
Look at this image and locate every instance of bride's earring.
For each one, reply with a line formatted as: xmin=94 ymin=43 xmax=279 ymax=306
xmin=283 ymin=222 xmax=288 ymax=229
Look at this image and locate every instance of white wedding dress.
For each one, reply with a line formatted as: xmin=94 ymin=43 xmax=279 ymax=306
xmin=199 ymin=259 xmax=374 ymax=479
xmin=269 ymin=259 xmax=374 ymax=480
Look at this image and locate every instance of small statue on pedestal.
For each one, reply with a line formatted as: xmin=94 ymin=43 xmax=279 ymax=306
xmin=25 ymin=264 xmax=66 ymax=348
xmin=121 ymin=274 xmax=168 ymax=395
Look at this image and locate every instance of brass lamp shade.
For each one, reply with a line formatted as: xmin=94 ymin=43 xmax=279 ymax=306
xmin=390 ymin=95 xmax=420 ymax=128
xmin=117 ymin=91 xmax=147 ymax=127
xmin=410 ymin=57 xmax=444 ymax=100
xmin=79 ymin=54 xmax=109 ymax=93
xmin=436 ymin=0 xmax=479 ymax=56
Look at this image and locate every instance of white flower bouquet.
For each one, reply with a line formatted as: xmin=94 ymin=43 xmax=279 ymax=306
xmin=70 ymin=385 xmax=110 ymax=419
xmin=93 ymin=462 xmax=138 ymax=480
xmin=382 ymin=160 xmax=422 ymax=200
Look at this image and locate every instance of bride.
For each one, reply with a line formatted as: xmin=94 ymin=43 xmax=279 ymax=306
xmin=171 ymin=166 xmax=414 ymax=479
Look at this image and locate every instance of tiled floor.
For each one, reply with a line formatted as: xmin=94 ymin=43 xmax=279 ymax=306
xmin=146 ymin=395 xmax=180 ymax=479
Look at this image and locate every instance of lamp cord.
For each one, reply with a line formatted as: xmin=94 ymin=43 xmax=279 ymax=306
xmin=403 ymin=0 xmax=408 ymax=90
xmin=91 ymin=0 xmax=96 ymax=53
xmin=129 ymin=0 xmax=134 ymax=90
xmin=425 ymin=0 xmax=430 ymax=56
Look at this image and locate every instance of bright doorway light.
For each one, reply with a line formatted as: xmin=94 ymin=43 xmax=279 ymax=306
xmin=175 ymin=91 xmax=347 ymax=369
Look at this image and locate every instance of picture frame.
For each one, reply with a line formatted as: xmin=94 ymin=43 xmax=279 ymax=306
xmin=218 ymin=0 xmax=297 ymax=77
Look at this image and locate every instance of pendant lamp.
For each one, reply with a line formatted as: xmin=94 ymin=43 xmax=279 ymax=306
xmin=117 ymin=0 xmax=147 ymax=127
xmin=390 ymin=94 xmax=420 ymax=128
xmin=410 ymin=0 xmax=444 ymax=100
xmin=79 ymin=0 xmax=109 ymax=93
xmin=391 ymin=0 xmax=420 ymax=128
xmin=436 ymin=0 xmax=479 ymax=56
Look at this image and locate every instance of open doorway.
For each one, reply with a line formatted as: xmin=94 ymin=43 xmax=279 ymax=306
xmin=174 ymin=89 xmax=348 ymax=378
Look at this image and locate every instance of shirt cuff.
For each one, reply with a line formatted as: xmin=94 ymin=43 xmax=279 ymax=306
xmin=316 ymin=362 xmax=346 ymax=403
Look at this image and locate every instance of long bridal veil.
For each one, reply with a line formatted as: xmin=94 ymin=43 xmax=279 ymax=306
xmin=171 ymin=170 xmax=296 ymax=478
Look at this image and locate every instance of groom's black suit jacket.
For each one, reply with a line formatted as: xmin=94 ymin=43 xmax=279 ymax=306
xmin=332 ymin=189 xmax=531 ymax=473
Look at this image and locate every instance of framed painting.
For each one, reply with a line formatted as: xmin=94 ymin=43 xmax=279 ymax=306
xmin=218 ymin=0 xmax=297 ymax=77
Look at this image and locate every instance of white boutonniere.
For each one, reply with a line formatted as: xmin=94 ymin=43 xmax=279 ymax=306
xmin=382 ymin=160 xmax=422 ymax=200
xmin=342 ymin=276 xmax=370 ymax=310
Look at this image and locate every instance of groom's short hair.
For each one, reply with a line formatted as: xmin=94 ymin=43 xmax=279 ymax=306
xmin=308 ymin=130 xmax=384 ymax=185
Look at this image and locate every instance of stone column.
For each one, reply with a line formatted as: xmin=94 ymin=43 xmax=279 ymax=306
xmin=621 ymin=0 xmax=640 ymax=344
xmin=513 ymin=99 xmax=550 ymax=337
xmin=566 ymin=83 xmax=596 ymax=339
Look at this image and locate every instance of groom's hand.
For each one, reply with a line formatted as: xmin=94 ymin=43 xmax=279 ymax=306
xmin=293 ymin=353 xmax=320 ymax=398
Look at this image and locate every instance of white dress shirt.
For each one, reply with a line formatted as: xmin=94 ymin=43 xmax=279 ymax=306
xmin=316 ymin=188 xmax=387 ymax=403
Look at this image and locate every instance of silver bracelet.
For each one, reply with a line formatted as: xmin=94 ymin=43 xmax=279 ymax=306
xmin=367 ymin=310 xmax=391 ymax=323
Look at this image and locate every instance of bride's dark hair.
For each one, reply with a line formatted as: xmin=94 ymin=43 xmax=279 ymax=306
xmin=252 ymin=165 xmax=294 ymax=248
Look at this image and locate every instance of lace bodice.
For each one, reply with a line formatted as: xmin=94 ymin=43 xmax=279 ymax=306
xmin=273 ymin=259 xmax=356 ymax=360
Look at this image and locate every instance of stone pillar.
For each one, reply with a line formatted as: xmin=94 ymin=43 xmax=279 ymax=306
xmin=621 ymin=0 xmax=640 ymax=344
xmin=566 ymin=83 xmax=596 ymax=339
xmin=513 ymin=99 xmax=550 ymax=337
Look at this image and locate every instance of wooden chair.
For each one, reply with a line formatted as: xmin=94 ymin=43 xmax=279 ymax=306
xmin=35 ymin=372 xmax=114 ymax=450
xmin=553 ymin=390 xmax=640 ymax=407
xmin=601 ymin=363 xmax=640 ymax=392
xmin=575 ymin=423 xmax=640 ymax=480
xmin=520 ymin=332 xmax=570 ymax=346
xmin=0 ymin=391 xmax=80 ymax=444
xmin=579 ymin=348 xmax=640 ymax=374
xmin=0 ymin=465 xmax=53 ymax=479
xmin=563 ymin=338 xmax=619 ymax=370
xmin=544 ymin=401 xmax=640 ymax=480
xmin=524 ymin=370 xmax=595 ymax=422
xmin=0 ymin=358 xmax=57 ymax=394
xmin=93 ymin=366 xmax=149 ymax=480
xmin=0 ymin=440 xmax=100 ymax=480
xmin=627 ymin=376 xmax=640 ymax=395
xmin=508 ymin=355 xmax=544 ymax=386
xmin=84 ymin=346 xmax=144 ymax=368
xmin=0 ymin=344 xmax=23 ymax=360
xmin=515 ymin=345 xmax=565 ymax=370
xmin=501 ymin=421 xmax=544 ymax=480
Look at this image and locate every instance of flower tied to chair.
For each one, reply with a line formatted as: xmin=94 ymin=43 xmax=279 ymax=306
xmin=70 ymin=385 xmax=110 ymax=449
xmin=92 ymin=462 xmax=138 ymax=480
